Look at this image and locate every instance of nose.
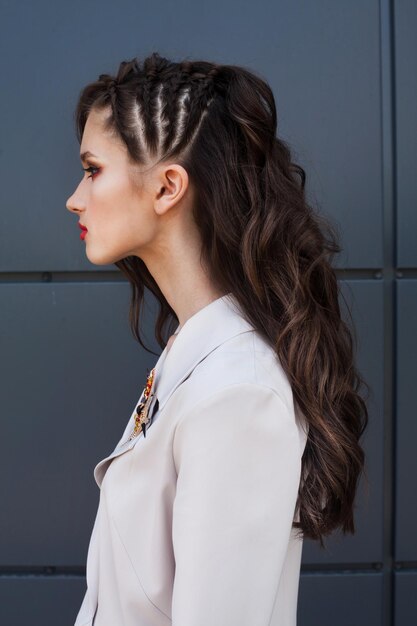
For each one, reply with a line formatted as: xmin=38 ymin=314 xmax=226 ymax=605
xmin=66 ymin=188 xmax=86 ymax=215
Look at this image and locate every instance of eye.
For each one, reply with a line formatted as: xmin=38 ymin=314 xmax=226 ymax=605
xmin=83 ymin=165 xmax=100 ymax=179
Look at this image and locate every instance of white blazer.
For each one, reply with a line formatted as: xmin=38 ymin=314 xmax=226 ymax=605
xmin=74 ymin=292 xmax=309 ymax=626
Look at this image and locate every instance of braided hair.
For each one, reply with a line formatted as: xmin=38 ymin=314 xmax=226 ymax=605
xmin=80 ymin=53 xmax=221 ymax=170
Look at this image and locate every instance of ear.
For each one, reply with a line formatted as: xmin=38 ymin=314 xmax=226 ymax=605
xmin=153 ymin=164 xmax=190 ymax=216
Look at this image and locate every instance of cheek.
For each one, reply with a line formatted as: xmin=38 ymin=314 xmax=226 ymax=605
xmin=89 ymin=177 xmax=126 ymax=224
xmin=88 ymin=174 xmax=156 ymax=249
xmin=100 ymin=197 xmax=155 ymax=251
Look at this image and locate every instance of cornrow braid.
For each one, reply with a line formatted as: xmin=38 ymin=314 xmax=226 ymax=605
xmin=128 ymin=74 xmax=149 ymax=162
xmin=98 ymin=57 xmax=142 ymax=99
xmin=117 ymin=59 xmax=141 ymax=82
xmin=176 ymin=69 xmax=217 ymax=156
xmin=157 ymin=67 xmax=191 ymax=156
xmin=98 ymin=73 xmax=118 ymax=102
xmin=141 ymin=67 xmax=162 ymax=157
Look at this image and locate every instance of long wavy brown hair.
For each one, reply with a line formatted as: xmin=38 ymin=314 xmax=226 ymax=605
xmin=73 ymin=51 xmax=370 ymax=548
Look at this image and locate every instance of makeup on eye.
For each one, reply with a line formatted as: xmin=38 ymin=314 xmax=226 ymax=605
xmin=83 ymin=165 xmax=100 ymax=179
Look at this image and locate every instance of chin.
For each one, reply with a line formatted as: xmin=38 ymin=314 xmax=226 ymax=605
xmin=85 ymin=248 xmax=121 ymax=266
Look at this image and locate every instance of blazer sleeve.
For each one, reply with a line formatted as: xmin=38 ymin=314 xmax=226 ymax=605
xmin=171 ymin=381 xmax=302 ymax=626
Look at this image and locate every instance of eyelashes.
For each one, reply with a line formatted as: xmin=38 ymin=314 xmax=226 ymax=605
xmin=83 ymin=165 xmax=100 ymax=179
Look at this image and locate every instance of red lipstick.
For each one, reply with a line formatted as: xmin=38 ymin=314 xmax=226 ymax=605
xmin=78 ymin=222 xmax=88 ymax=241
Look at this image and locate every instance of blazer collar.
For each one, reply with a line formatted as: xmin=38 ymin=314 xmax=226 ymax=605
xmin=153 ymin=292 xmax=254 ymax=412
xmin=93 ymin=292 xmax=255 ymax=489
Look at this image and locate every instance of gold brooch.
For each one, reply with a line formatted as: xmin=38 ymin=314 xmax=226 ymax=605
xmin=128 ymin=367 xmax=156 ymax=440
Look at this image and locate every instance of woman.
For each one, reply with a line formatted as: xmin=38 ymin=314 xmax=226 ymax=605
xmin=66 ymin=52 xmax=369 ymax=626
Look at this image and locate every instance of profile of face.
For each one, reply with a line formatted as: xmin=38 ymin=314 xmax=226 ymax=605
xmin=66 ymin=107 xmax=190 ymax=266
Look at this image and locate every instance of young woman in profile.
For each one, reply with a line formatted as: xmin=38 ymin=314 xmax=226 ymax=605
xmin=66 ymin=52 xmax=369 ymax=626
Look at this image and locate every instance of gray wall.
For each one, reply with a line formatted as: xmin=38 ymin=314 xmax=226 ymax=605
xmin=0 ymin=1 xmax=415 ymax=624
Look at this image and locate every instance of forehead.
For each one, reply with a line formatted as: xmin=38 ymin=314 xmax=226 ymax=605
xmin=80 ymin=108 xmax=125 ymax=160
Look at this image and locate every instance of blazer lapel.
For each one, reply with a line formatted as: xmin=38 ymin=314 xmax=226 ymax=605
xmin=93 ymin=292 xmax=254 ymax=488
xmin=93 ymin=341 xmax=174 ymax=488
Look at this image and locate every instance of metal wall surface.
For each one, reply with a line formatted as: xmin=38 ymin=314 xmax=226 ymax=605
xmin=0 ymin=1 xmax=414 ymax=625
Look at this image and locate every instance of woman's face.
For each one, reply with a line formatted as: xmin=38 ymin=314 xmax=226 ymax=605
xmin=66 ymin=107 xmax=162 ymax=266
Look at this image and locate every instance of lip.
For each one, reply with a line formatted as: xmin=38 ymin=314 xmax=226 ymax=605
xmin=78 ymin=222 xmax=88 ymax=231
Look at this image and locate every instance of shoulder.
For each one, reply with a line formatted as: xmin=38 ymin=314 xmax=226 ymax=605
xmin=172 ymin=329 xmax=294 ymax=416
xmin=171 ymin=378 xmax=302 ymax=481
xmin=169 ymin=329 xmax=301 ymax=444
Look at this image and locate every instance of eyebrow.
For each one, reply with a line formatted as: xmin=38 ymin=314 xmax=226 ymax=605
xmin=80 ymin=150 xmax=99 ymax=162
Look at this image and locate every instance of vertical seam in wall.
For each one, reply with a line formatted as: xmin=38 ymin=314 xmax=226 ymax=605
xmin=380 ymin=0 xmax=396 ymax=624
